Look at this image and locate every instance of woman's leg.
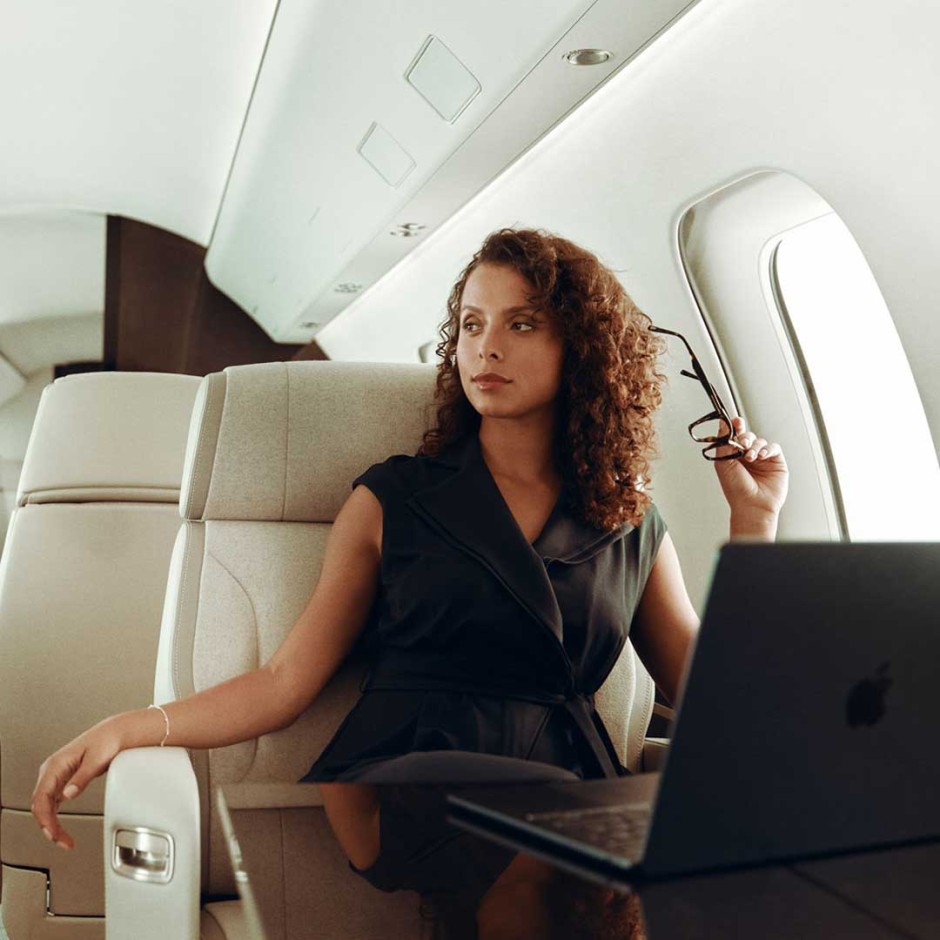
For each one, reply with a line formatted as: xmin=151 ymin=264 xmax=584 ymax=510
xmin=318 ymin=781 xmax=381 ymax=870
xmin=475 ymin=853 xmax=554 ymax=939
xmin=476 ymin=853 xmax=648 ymax=940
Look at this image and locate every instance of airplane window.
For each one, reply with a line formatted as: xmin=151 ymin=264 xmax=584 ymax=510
xmin=770 ymin=213 xmax=940 ymax=541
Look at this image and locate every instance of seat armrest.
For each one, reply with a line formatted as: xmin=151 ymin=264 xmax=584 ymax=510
xmin=652 ymin=702 xmax=675 ymax=723
xmin=104 ymin=746 xmax=200 ymax=940
xmin=641 ymin=737 xmax=670 ymax=772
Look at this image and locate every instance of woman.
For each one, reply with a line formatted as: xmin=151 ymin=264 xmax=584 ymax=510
xmin=31 ymin=228 xmax=787 ymax=930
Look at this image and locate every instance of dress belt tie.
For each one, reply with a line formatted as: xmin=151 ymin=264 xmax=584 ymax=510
xmin=562 ymin=692 xmax=624 ymax=779
xmin=363 ymin=665 xmax=625 ymax=778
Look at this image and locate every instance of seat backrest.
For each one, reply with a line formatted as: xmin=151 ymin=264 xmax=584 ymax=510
xmin=0 ymin=371 xmax=200 ymax=931
xmin=158 ymin=360 xmax=655 ymax=902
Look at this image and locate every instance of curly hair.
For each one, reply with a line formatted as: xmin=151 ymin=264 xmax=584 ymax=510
xmin=418 ymin=227 xmax=666 ymax=531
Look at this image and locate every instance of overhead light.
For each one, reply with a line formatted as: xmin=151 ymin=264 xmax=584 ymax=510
xmin=390 ymin=222 xmax=427 ymax=238
xmin=564 ymin=49 xmax=612 ymax=66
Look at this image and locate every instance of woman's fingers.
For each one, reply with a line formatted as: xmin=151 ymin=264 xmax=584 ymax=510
xmin=743 ymin=436 xmax=767 ymax=460
xmin=32 ymin=723 xmax=123 ymax=851
xmin=728 ymin=418 xmax=780 ymax=462
xmin=31 ymin=752 xmax=83 ymax=849
xmin=32 ymin=784 xmax=72 ymax=849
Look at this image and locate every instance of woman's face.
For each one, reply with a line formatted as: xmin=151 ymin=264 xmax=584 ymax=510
xmin=455 ymin=263 xmax=565 ymax=423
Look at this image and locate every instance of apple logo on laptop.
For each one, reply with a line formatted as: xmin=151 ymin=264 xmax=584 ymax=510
xmin=846 ymin=662 xmax=892 ymax=727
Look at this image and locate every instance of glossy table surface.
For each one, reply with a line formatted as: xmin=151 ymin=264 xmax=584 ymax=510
xmin=220 ymin=782 xmax=940 ymax=940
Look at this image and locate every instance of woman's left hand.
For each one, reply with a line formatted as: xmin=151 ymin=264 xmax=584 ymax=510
xmin=712 ymin=416 xmax=789 ymax=521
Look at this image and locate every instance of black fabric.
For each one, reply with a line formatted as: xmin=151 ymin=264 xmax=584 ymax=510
xmin=349 ymin=753 xmax=580 ymax=895
xmin=301 ymin=433 xmax=667 ymax=785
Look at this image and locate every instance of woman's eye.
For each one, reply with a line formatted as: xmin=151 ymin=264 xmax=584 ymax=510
xmin=511 ymin=321 xmax=535 ymax=332
xmin=461 ymin=320 xmax=479 ymax=332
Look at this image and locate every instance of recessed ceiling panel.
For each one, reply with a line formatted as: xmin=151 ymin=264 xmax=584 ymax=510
xmin=405 ymin=35 xmax=482 ymax=123
xmin=357 ymin=123 xmax=417 ymax=187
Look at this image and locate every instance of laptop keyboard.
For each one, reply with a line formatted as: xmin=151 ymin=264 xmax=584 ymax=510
xmin=523 ymin=803 xmax=651 ymax=859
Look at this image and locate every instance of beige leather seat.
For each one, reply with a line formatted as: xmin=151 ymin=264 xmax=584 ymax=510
xmin=103 ymin=361 xmax=660 ymax=940
xmin=0 ymin=371 xmax=201 ymax=940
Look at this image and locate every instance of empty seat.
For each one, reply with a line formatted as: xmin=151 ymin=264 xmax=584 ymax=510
xmin=0 ymin=371 xmax=200 ymax=940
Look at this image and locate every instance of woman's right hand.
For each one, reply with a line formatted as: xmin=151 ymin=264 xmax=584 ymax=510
xmin=31 ymin=716 xmax=126 ymax=850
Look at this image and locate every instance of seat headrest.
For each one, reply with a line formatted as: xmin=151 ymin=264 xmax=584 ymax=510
xmin=182 ymin=361 xmax=437 ymax=522
xmin=17 ymin=372 xmax=202 ymax=505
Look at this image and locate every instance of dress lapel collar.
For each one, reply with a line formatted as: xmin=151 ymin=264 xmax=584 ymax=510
xmin=407 ymin=434 xmax=633 ymax=644
xmin=407 ymin=434 xmax=565 ymax=644
xmin=533 ymin=502 xmax=634 ymax=564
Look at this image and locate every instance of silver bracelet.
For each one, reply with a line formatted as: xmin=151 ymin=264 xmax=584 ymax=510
xmin=148 ymin=704 xmax=170 ymax=747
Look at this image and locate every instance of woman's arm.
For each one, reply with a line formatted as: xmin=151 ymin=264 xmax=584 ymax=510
xmin=632 ymin=415 xmax=788 ymax=705
xmin=630 ymin=533 xmax=699 ymax=706
xmin=32 ymin=484 xmax=383 ymax=849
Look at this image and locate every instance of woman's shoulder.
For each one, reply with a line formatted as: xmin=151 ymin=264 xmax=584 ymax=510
xmin=351 ymin=451 xmax=441 ymax=503
xmin=639 ymin=499 xmax=666 ymax=530
xmin=631 ymin=499 xmax=668 ymax=567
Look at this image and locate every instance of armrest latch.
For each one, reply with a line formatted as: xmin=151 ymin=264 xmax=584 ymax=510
xmin=111 ymin=827 xmax=175 ymax=884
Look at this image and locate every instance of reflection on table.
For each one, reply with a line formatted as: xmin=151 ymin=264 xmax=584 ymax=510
xmin=219 ymin=781 xmax=940 ymax=940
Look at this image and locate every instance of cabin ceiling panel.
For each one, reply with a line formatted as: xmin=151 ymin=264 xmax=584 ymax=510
xmin=1 ymin=0 xmax=277 ymax=244
xmin=206 ymin=0 xmax=695 ymax=343
xmin=0 ymin=213 xmax=105 ymax=326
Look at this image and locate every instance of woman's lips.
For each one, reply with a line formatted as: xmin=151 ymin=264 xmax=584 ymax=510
xmin=472 ymin=373 xmax=511 ymax=390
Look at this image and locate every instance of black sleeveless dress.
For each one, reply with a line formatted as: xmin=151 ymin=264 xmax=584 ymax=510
xmin=301 ymin=433 xmax=667 ymax=786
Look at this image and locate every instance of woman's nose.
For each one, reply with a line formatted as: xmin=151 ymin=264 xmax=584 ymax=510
xmin=479 ymin=331 xmax=502 ymax=360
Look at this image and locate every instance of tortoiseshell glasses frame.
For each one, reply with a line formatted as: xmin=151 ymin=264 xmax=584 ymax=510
xmin=649 ymin=325 xmax=746 ymax=461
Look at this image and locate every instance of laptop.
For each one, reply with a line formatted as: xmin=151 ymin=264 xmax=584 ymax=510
xmin=447 ymin=542 xmax=940 ymax=883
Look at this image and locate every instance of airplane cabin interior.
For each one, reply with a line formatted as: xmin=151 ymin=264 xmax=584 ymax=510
xmin=1 ymin=0 xmax=938 ymax=937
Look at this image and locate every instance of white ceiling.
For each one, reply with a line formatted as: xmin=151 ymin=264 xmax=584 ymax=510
xmin=2 ymin=0 xmax=277 ymax=244
xmin=0 ymin=0 xmax=698 ymax=361
xmin=0 ymin=213 xmax=104 ymax=327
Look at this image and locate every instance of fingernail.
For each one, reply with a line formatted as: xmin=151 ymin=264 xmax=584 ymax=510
xmin=57 ymin=841 xmax=71 ymax=851
xmin=63 ymin=784 xmax=79 ymax=800
xmin=42 ymin=827 xmax=54 ymax=842
xmin=759 ymin=448 xmax=768 ymax=458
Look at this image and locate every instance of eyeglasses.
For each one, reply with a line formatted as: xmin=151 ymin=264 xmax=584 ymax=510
xmin=649 ymin=325 xmax=745 ymax=461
